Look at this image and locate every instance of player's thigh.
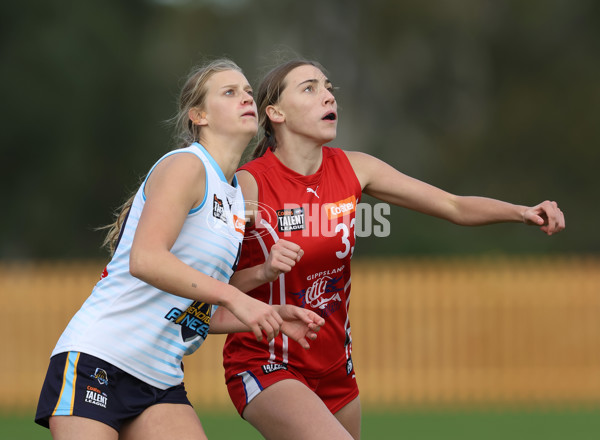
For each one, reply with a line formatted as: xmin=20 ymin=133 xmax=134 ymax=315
xmin=243 ymin=379 xmax=354 ymax=440
xmin=49 ymin=415 xmax=118 ymax=440
xmin=119 ymin=403 xmax=206 ymax=440
xmin=334 ymin=396 xmax=361 ymax=440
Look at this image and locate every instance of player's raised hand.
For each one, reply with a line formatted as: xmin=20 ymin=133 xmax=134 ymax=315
xmin=523 ymin=200 xmax=565 ymax=235
xmin=262 ymin=239 xmax=304 ymax=282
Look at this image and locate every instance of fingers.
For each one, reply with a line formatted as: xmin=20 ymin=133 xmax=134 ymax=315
xmin=250 ymin=323 xmax=263 ymax=342
xmin=308 ymin=322 xmax=323 ymax=333
xmin=526 ymin=200 xmax=565 ymax=235
xmin=298 ymin=328 xmax=321 ymax=349
xmin=307 ymin=310 xmax=325 ymax=327
xmin=549 ymin=201 xmax=565 ymax=234
xmin=273 ymin=241 xmax=303 ymax=265
xmin=288 ymin=307 xmax=326 ymax=328
xmin=245 ymin=301 xmax=284 ymax=343
xmin=538 ymin=200 xmax=565 ymax=235
xmin=253 ymin=315 xmax=282 ymax=342
xmin=297 ymin=337 xmax=310 ymax=350
xmin=306 ymin=330 xmax=319 ymax=340
xmin=274 ymin=305 xmax=325 ymax=349
xmin=267 ymin=241 xmax=304 ymax=276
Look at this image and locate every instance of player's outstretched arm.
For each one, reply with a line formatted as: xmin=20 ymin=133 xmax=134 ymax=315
xmin=346 ymin=150 xmax=565 ymax=235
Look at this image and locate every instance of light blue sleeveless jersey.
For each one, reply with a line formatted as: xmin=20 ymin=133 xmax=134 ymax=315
xmin=52 ymin=143 xmax=245 ymax=389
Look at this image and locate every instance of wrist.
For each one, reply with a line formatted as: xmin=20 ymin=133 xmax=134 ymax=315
xmin=520 ymin=206 xmax=527 ymax=224
xmin=260 ymin=262 xmax=279 ymax=283
xmin=258 ymin=263 xmax=271 ymax=284
xmin=218 ymin=284 xmax=240 ymax=309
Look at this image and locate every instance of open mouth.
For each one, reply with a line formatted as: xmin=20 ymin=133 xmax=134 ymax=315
xmin=322 ymin=112 xmax=337 ymax=121
xmin=242 ymin=111 xmax=256 ymax=117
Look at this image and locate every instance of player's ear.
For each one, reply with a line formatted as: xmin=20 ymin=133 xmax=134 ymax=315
xmin=266 ymin=105 xmax=285 ymax=123
xmin=189 ymin=107 xmax=208 ymax=126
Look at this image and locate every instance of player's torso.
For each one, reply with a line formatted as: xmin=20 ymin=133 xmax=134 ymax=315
xmin=54 ymin=143 xmax=245 ymax=389
xmin=226 ymin=147 xmax=362 ymax=373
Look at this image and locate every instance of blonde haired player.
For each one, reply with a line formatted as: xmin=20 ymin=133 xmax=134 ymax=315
xmin=35 ymin=59 xmax=324 ymax=440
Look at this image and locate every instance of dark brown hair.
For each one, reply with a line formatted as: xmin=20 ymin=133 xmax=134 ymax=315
xmin=251 ymin=59 xmax=326 ymax=160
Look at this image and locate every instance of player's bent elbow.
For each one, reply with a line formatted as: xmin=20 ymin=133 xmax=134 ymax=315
xmin=129 ymin=248 xmax=153 ymax=281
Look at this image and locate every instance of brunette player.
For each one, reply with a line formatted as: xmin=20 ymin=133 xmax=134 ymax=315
xmin=223 ymin=59 xmax=565 ymax=440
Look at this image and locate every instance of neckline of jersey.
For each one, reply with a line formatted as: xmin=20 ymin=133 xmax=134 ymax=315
xmin=192 ymin=142 xmax=239 ymax=188
xmin=265 ymin=147 xmax=325 ymax=186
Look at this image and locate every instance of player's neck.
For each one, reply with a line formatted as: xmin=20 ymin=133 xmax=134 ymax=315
xmin=274 ymin=142 xmax=323 ymax=176
xmin=200 ymin=136 xmax=247 ymax=184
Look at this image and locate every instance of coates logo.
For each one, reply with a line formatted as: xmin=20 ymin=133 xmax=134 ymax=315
xmin=291 ymin=275 xmax=344 ymax=318
xmin=233 ymin=214 xmax=245 ymax=235
xmin=325 ymin=195 xmax=356 ymax=220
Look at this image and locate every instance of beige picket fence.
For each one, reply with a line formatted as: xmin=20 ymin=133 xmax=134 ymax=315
xmin=1 ymin=256 xmax=599 ymax=412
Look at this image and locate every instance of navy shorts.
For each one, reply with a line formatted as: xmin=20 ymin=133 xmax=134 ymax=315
xmin=35 ymin=351 xmax=192 ymax=431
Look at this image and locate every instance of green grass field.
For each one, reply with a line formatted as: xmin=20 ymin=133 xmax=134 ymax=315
xmin=3 ymin=408 xmax=600 ymax=439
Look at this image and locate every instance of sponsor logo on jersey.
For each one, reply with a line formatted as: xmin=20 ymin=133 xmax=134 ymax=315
xmin=261 ymin=363 xmax=288 ymax=374
xmin=90 ymin=368 xmax=109 ymax=385
xmin=291 ymin=274 xmax=344 ymax=318
xmin=325 ymin=195 xmax=357 ymax=220
xmin=233 ymin=214 xmax=245 ymax=235
xmin=85 ymin=385 xmax=108 ymax=408
xmin=213 ymin=194 xmax=227 ymax=223
xmin=276 ymin=207 xmax=305 ymax=232
xmin=165 ymin=301 xmax=212 ymax=342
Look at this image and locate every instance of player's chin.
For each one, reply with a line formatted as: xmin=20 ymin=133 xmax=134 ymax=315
xmin=313 ymin=126 xmax=337 ymax=144
xmin=322 ymin=131 xmax=337 ymax=144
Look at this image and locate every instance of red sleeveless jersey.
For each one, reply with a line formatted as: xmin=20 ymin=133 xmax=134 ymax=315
xmin=223 ymin=147 xmax=362 ymax=377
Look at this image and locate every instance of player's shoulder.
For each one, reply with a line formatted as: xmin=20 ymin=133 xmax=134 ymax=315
xmin=239 ymin=151 xmax=278 ymax=176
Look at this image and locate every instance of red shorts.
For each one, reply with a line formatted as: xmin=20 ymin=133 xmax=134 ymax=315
xmin=226 ymin=355 xmax=359 ymax=417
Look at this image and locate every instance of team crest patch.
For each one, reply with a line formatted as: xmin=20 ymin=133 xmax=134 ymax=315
xmin=165 ymin=301 xmax=213 ymax=342
xmin=346 ymin=357 xmax=354 ymax=375
xmin=277 ymin=207 xmax=305 ymax=232
xmin=261 ymin=363 xmax=288 ymax=374
xmin=213 ymin=194 xmax=227 ymax=223
xmin=90 ymin=368 xmax=109 ymax=385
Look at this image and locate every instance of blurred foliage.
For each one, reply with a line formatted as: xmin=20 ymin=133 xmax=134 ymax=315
xmin=1 ymin=0 xmax=598 ymax=259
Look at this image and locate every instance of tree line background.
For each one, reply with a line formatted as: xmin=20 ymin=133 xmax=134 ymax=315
xmin=1 ymin=0 xmax=598 ymax=260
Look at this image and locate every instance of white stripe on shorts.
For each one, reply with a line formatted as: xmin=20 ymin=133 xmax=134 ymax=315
xmin=237 ymin=370 xmax=263 ymax=405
